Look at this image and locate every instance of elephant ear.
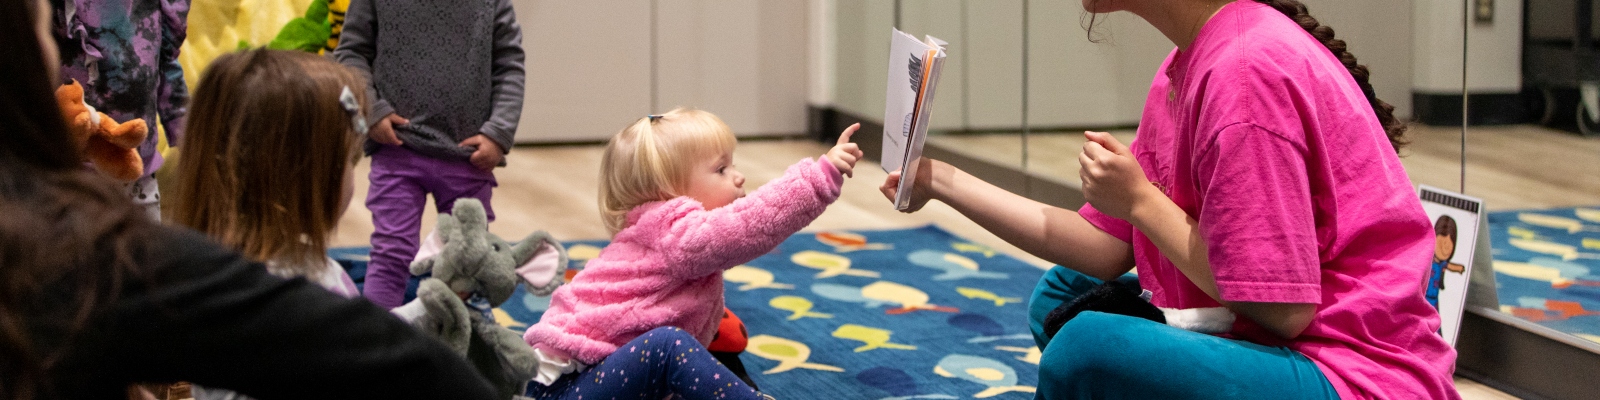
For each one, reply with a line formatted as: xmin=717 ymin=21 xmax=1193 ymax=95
xmin=511 ymin=231 xmax=568 ymax=297
xmin=409 ymin=228 xmax=448 ymax=275
xmin=410 ymin=224 xmax=450 ymax=276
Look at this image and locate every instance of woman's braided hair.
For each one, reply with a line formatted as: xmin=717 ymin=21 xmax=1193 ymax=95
xmin=1255 ymin=0 xmax=1408 ymax=152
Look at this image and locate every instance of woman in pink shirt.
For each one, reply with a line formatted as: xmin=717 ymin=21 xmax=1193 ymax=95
xmin=882 ymin=0 xmax=1459 ymax=398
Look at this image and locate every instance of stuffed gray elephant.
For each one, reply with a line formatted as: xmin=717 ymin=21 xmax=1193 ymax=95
xmin=391 ymin=198 xmax=566 ymax=397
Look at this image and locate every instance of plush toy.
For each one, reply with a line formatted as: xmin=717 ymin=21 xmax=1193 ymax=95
xmin=1041 ymin=280 xmax=1166 ymax=343
xmin=709 ymin=307 xmax=759 ymax=389
xmin=391 ymin=198 xmax=566 ymax=397
xmin=266 ymin=0 xmax=332 ymax=53
xmin=54 ymin=80 xmax=149 ymax=182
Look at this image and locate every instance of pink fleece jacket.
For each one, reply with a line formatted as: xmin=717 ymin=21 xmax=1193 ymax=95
xmin=523 ymin=158 xmax=842 ymax=364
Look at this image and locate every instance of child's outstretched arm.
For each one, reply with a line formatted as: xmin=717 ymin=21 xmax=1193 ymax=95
xmin=648 ymin=126 xmax=860 ymax=279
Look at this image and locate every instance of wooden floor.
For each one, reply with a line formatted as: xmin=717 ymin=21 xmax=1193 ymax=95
xmin=327 ymin=124 xmax=1595 ymax=399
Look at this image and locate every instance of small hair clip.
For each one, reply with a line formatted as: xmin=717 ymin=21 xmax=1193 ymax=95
xmin=646 ymin=114 xmax=663 ymax=123
xmin=340 ymin=86 xmax=368 ymax=136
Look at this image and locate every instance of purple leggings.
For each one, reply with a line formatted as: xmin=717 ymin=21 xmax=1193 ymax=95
xmin=363 ymin=146 xmax=496 ymax=308
xmin=523 ymin=327 xmax=768 ymax=400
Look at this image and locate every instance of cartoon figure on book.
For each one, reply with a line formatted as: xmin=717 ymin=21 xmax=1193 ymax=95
xmin=520 ymin=108 xmax=863 ymax=399
xmin=1427 ymin=215 xmax=1467 ymax=309
xmin=881 ymin=0 xmax=1460 ymax=398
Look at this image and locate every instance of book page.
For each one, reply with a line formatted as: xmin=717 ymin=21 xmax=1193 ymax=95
xmin=880 ymin=29 xmax=929 ymax=176
xmin=895 ymin=47 xmax=945 ymax=210
xmin=880 ymin=29 xmax=947 ymax=210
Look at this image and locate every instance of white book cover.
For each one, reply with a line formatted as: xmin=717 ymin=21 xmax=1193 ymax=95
xmin=881 ymin=28 xmax=947 ymax=210
xmin=1417 ymin=184 xmax=1484 ymax=347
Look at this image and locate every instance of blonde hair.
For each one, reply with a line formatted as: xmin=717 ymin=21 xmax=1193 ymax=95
xmin=170 ymin=49 xmax=365 ymax=276
xmin=598 ymin=108 xmax=736 ymax=234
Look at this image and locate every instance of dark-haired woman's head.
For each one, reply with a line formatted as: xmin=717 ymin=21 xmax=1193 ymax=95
xmin=2 ymin=0 xmax=76 ymax=172
xmin=3 ymin=1 xmax=158 ymax=398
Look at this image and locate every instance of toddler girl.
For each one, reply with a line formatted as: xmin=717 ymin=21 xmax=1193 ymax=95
xmin=521 ymin=108 xmax=863 ymax=399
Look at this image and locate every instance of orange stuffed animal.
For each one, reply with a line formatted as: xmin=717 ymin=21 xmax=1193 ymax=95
xmin=55 ymin=80 xmax=149 ymax=182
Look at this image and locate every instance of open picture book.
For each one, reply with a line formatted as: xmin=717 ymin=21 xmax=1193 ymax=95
xmin=881 ymin=28 xmax=948 ymax=211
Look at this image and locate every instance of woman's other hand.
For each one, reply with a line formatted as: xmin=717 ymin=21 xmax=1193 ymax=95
xmin=1078 ymin=131 xmax=1159 ymax=221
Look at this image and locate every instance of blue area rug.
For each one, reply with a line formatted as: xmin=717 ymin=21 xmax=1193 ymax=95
xmin=335 ymin=226 xmax=1047 ymax=398
xmin=507 ymin=226 xmax=1043 ymax=399
xmin=1486 ymin=207 xmax=1600 ymax=343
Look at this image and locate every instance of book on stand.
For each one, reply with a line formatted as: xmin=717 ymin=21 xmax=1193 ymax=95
xmin=1417 ymin=184 xmax=1484 ymax=347
xmin=881 ymin=28 xmax=948 ymax=211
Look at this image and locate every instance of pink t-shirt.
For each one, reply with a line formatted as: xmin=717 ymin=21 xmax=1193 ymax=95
xmin=1077 ymin=2 xmax=1459 ymax=398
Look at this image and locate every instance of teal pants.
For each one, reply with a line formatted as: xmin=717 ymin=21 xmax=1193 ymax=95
xmin=1028 ymin=266 xmax=1339 ymax=400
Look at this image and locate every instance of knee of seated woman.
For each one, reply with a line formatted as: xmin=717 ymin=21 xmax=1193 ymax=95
xmin=1037 ymin=312 xmax=1146 ymax=389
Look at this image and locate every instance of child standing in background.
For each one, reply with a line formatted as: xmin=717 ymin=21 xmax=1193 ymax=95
xmin=521 ymin=108 xmax=862 ymax=399
xmin=333 ymin=0 xmax=526 ymax=308
xmin=50 ymin=0 xmax=190 ymax=220
xmin=167 ymin=49 xmax=368 ymax=400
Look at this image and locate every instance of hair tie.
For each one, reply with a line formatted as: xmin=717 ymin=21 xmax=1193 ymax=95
xmin=647 ymin=114 xmax=663 ymax=123
xmin=340 ymin=86 xmax=368 ymax=136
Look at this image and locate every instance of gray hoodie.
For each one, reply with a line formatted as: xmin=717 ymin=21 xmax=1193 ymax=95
xmin=333 ymin=0 xmax=525 ymax=164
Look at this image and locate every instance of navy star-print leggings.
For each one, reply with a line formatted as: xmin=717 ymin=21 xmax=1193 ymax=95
xmin=523 ymin=327 xmax=768 ymax=400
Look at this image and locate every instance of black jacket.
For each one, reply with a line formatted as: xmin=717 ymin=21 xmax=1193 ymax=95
xmin=39 ymin=227 xmax=497 ymax=399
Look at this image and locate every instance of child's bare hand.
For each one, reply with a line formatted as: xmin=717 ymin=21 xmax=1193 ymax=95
xmin=459 ymin=134 xmax=504 ymax=171
xmin=371 ymin=114 xmax=409 ymax=146
xmin=825 ymin=123 xmax=864 ymax=178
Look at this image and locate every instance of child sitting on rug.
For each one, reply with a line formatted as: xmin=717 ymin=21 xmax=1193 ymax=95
xmin=521 ymin=108 xmax=864 ymax=399
xmin=166 ymin=49 xmax=369 ymax=400
xmin=169 ymin=49 xmax=366 ymax=302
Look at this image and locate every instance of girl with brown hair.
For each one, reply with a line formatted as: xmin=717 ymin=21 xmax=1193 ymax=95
xmin=1 ymin=0 xmax=496 ymax=398
xmin=883 ymin=0 xmax=1457 ymax=398
xmin=169 ymin=49 xmax=365 ymax=296
xmin=168 ymin=48 xmax=376 ymax=400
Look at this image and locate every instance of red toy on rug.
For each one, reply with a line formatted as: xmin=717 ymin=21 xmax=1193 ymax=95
xmin=708 ymin=307 xmax=757 ymax=389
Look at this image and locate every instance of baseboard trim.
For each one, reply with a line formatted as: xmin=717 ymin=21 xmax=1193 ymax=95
xmin=1412 ymin=92 xmax=1527 ymax=126
xmin=1456 ymin=306 xmax=1600 ymax=400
